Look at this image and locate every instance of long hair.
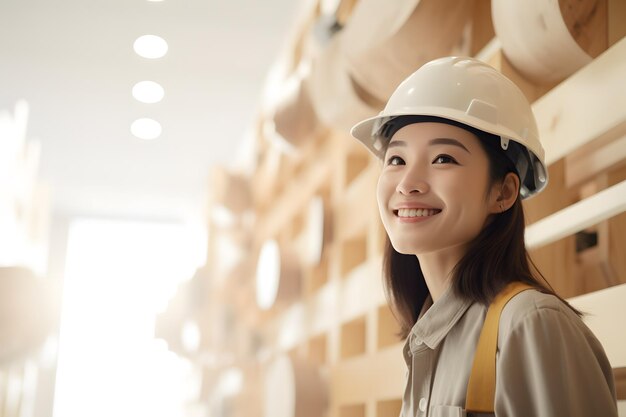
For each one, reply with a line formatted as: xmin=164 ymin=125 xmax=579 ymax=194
xmin=381 ymin=124 xmax=580 ymax=339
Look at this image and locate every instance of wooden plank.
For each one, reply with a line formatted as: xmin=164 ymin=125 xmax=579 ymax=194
xmin=533 ymin=36 xmax=626 ymax=166
xmin=525 ymin=179 xmax=626 ymax=249
xmin=568 ymin=284 xmax=626 ymax=368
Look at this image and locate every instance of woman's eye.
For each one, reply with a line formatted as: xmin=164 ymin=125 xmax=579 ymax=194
xmin=432 ymin=154 xmax=458 ymax=164
xmin=386 ymin=155 xmax=405 ymax=166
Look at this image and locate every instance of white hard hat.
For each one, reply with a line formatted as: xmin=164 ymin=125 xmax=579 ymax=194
xmin=350 ymin=56 xmax=547 ymax=198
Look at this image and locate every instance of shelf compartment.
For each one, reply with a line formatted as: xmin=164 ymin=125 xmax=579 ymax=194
xmin=308 ymin=333 xmax=328 ymax=366
xmin=340 ymin=234 xmax=368 ymax=278
xmin=377 ymin=305 xmax=402 ymax=350
xmin=339 ymin=404 xmax=365 ymax=417
xmin=376 ymin=399 xmax=402 ymax=417
xmin=340 ymin=316 xmax=367 ymax=359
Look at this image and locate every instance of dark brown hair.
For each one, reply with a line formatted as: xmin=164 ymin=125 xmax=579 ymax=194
xmin=381 ymin=119 xmax=580 ymax=339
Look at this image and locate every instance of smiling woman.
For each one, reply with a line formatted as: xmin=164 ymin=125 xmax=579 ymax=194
xmin=377 ymin=122 xmax=496 ymax=269
xmin=350 ymin=56 xmax=618 ymax=416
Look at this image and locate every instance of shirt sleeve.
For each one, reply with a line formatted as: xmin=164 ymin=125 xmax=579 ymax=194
xmin=494 ymin=306 xmax=617 ymax=417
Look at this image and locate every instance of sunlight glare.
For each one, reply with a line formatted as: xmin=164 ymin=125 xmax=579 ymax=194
xmin=53 ymin=218 xmax=205 ymax=417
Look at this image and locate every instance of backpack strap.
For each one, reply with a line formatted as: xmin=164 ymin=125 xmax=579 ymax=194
xmin=465 ymin=282 xmax=534 ymax=413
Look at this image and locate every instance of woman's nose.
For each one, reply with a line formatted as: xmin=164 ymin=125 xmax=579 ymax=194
xmin=396 ymin=168 xmax=430 ymax=195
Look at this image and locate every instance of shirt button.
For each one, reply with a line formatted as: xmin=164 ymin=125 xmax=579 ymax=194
xmin=419 ymin=397 xmax=427 ymax=412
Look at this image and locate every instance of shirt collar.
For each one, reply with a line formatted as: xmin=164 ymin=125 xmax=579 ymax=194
xmin=409 ymin=284 xmax=473 ymax=351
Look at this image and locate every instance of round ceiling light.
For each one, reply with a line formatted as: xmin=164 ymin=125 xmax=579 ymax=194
xmin=131 ymin=118 xmax=162 ymax=140
xmin=132 ymin=81 xmax=165 ymax=104
xmin=133 ymin=35 xmax=168 ymax=59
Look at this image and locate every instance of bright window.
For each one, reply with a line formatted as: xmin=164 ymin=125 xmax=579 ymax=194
xmin=53 ymin=218 xmax=205 ymax=417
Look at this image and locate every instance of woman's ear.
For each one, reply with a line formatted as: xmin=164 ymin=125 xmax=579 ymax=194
xmin=489 ymin=172 xmax=520 ymax=213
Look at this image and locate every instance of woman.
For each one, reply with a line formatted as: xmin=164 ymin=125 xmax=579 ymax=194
xmin=350 ymin=57 xmax=617 ymax=416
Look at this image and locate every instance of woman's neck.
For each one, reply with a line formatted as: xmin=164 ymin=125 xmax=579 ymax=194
xmin=417 ymin=245 xmax=466 ymax=302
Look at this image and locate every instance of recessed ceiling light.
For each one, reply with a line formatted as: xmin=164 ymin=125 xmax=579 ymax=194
xmin=131 ymin=118 xmax=162 ymax=140
xmin=133 ymin=35 xmax=168 ymax=59
xmin=132 ymin=81 xmax=164 ymax=103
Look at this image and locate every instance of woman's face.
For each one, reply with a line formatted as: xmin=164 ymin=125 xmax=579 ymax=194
xmin=377 ymin=122 xmax=497 ymax=257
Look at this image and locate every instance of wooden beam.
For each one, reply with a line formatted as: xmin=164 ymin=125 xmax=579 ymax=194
xmin=525 ymin=180 xmax=626 ymax=249
xmin=533 ymin=36 xmax=626 ymax=166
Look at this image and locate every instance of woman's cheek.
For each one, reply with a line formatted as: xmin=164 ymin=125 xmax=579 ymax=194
xmin=376 ymin=175 xmax=393 ymax=226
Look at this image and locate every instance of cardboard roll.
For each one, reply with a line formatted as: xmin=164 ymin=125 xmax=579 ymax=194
xmin=339 ymin=0 xmax=473 ymax=103
xmin=0 ymin=266 xmax=57 ymax=364
xmin=271 ymin=63 xmax=321 ymax=149
xmin=307 ymin=32 xmax=383 ymax=133
xmin=492 ymin=0 xmax=598 ymax=84
xmin=255 ymin=240 xmax=301 ymax=311
xmin=263 ymin=355 xmax=328 ymax=417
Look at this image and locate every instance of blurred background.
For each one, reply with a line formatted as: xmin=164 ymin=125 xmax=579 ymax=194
xmin=1 ymin=0 xmax=625 ymax=416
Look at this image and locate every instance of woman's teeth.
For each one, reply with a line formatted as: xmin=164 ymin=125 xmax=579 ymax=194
xmin=397 ymin=208 xmax=441 ymax=218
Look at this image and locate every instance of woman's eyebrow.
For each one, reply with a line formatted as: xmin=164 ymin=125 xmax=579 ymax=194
xmin=387 ymin=140 xmax=406 ymax=149
xmin=429 ymin=137 xmax=470 ymax=153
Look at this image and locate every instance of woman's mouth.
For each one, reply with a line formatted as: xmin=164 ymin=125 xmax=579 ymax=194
xmin=394 ymin=208 xmax=442 ymax=218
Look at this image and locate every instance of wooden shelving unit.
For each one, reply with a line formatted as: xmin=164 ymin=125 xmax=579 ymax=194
xmin=163 ymin=1 xmax=626 ymax=416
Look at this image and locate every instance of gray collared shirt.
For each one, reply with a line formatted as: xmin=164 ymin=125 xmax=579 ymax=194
xmin=401 ymin=285 xmax=617 ymax=417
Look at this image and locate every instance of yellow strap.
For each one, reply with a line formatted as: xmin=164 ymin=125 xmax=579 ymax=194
xmin=465 ymin=282 xmax=534 ymax=413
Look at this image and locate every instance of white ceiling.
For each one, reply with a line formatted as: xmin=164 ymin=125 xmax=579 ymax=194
xmin=0 ymin=0 xmax=300 ymax=223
